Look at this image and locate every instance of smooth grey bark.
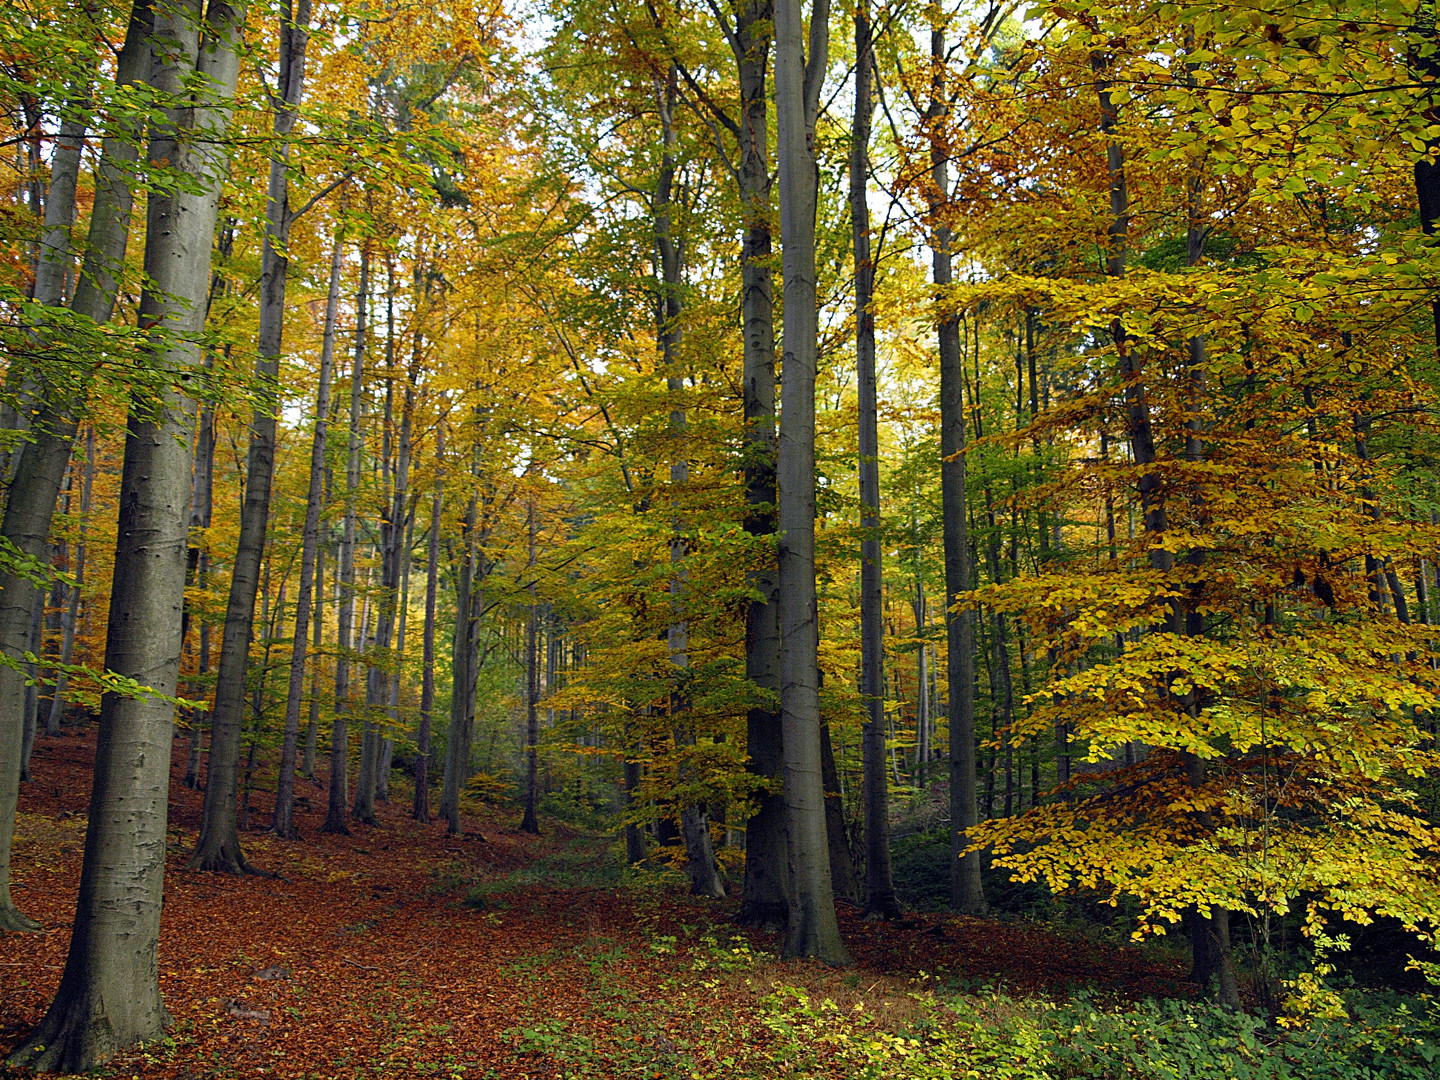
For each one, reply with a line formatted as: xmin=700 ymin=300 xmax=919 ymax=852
xmin=273 ymin=221 xmax=340 ymax=838
xmin=774 ymin=0 xmax=849 ymax=965
xmin=7 ymin=0 xmax=242 ymax=1067
xmin=413 ymin=423 xmax=442 ymax=821
xmin=852 ymin=0 xmax=898 ymax=920
xmin=48 ymin=427 xmax=95 ymax=735
xmin=2 ymin=42 xmax=92 ymax=480
xmin=31 ymin=94 xmax=89 ymax=308
xmin=0 ymin=0 xmax=154 ymax=935
xmin=927 ymin=25 xmax=986 ymax=915
xmin=701 ymin=0 xmax=789 ymax=932
xmin=323 ymin=244 xmax=368 ymax=835
xmin=192 ymin=0 xmax=310 ymax=872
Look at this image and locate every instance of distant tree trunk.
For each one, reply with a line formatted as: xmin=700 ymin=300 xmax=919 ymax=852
xmin=356 ymin=333 xmax=414 ymax=822
xmin=0 ymin=0 xmax=154 ymax=936
xmin=379 ymin=513 xmax=412 ymax=803
xmin=521 ymin=495 xmax=540 ymax=834
xmin=184 ymin=308 xmax=223 ymax=790
xmin=30 ymin=78 xmax=89 ymax=309
xmin=49 ymin=427 xmax=95 ymax=735
xmin=647 ymin=57 xmax=723 ymax=897
xmin=303 ymin=536 xmax=324 ymax=779
xmin=20 ymin=601 xmax=41 ymax=777
xmin=6 ymin=0 xmax=242 ymax=1066
xmin=323 ymin=244 xmax=369 ymax=836
xmin=930 ymin=23 xmax=986 ymax=916
xmin=413 ymin=423 xmax=443 ymax=821
xmin=821 ymin=723 xmax=858 ymax=903
xmin=623 ymin=743 xmax=647 ymax=864
xmin=853 ymin=0 xmax=898 ymax=920
xmin=192 ymin=0 xmax=310 ymax=872
xmin=273 ymin=221 xmax=339 ymax=838
xmin=440 ymin=440 xmax=480 ymax=834
xmin=721 ymin=0 xmax=788 ymax=932
xmin=774 ymin=0 xmax=849 ymax=965
xmin=0 ymin=25 xmax=93 ymax=479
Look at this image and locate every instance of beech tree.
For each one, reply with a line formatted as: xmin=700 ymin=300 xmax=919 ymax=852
xmin=8 ymin=0 xmax=243 ymax=1066
xmin=774 ymin=0 xmax=849 ymax=965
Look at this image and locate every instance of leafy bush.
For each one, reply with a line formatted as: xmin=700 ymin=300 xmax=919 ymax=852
xmin=752 ymin=988 xmax=1440 ymax=1080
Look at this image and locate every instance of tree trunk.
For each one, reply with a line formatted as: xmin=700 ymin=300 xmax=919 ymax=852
xmin=323 ymin=244 xmax=369 ymax=836
xmin=356 ymin=316 xmax=414 ymax=823
xmin=7 ymin=1 xmax=242 ymax=1066
xmin=521 ymin=496 xmax=541 ymax=834
xmin=647 ymin=57 xmax=723 ymax=897
xmin=273 ymin=219 xmax=339 ymax=838
xmin=48 ymin=426 xmax=95 ymax=735
xmin=774 ymin=0 xmax=849 ymax=965
xmin=929 ymin=24 xmax=986 ymax=915
xmin=852 ymin=0 xmax=898 ymax=920
xmin=0 ymin=0 xmax=154 ymax=936
xmin=184 ymin=315 xmax=222 ymax=789
xmin=440 ymin=433 xmax=481 ymax=834
xmin=723 ymin=0 xmax=788 ymax=933
xmin=192 ymin=0 xmax=310 ymax=871
xmin=821 ymin=722 xmax=858 ymax=903
xmin=20 ymin=600 xmax=41 ymax=778
xmin=413 ymin=423 xmax=443 ymax=821
xmin=379 ymin=513 xmax=412 ymax=803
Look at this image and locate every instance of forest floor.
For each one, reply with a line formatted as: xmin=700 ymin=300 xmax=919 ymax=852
xmin=0 ymin=732 xmax=1188 ymax=1079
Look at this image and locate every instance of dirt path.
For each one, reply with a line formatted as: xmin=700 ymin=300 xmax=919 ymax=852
xmin=0 ymin=733 xmax=1184 ymax=1078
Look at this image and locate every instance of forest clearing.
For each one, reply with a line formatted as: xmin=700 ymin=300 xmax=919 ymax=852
xmin=4 ymin=0 xmax=1440 ymax=1075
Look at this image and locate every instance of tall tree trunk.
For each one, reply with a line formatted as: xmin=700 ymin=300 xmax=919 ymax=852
xmin=0 ymin=0 xmax=154 ymax=935
xmin=356 ymin=310 xmax=414 ymax=823
xmin=821 ymin=722 xmax=858 ymax=902
xmin=413 ymin=423 xmax=443 ymax=821
xmin=853 ymin=0 xmax=898 ymax=919
xmin=440 ymin=431 xmax=481 ymax=834
xmin=928 ymin=25 xmax=986 ymax=915
xmin=30 ymin=82 xmax=89 ymax=309
xmin=323 ymin=244 xmax=369 ymax=835
xmin=774 ymin=0 xmax=849 ymax=965
xmin=20 ymin=601 xmax=41 ymax=777
xmin=648 ymin=57 xmax=723 ymax=897
xmin=273 ymin=220 xmax=339 ymax=838
xmin=303 ymin=536 xmax=324 ymax=779
xmin=380 ymin=513 xmax=411 ymax=802
xmin=1 ymin=36 xmax=94 ymax=480
xmin=192 ymin=0 xmax=310 ymax=871
xmin=7 ymin=1 xmax=242 ymax=1066
xmin=185 ymin=275 xmax=224 ymax=790
xmin=521 ymin=495 xmax=540 ymax=834
xmin=48 ymin=426 xmax=95 ymax=735
xmin=720 ymin=0 xmax=788 ymax=932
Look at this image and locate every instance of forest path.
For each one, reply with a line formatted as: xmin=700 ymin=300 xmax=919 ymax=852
xmin=1 ymin=731 xmax=1185 ymax=1079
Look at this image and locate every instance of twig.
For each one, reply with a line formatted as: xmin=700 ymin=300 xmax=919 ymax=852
xmin=341 ymin=958 xmax=379 ymax=971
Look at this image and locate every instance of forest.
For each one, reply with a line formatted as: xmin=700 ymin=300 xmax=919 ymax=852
xmin=3 ymin=0 xmax=1440 ymax=1076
